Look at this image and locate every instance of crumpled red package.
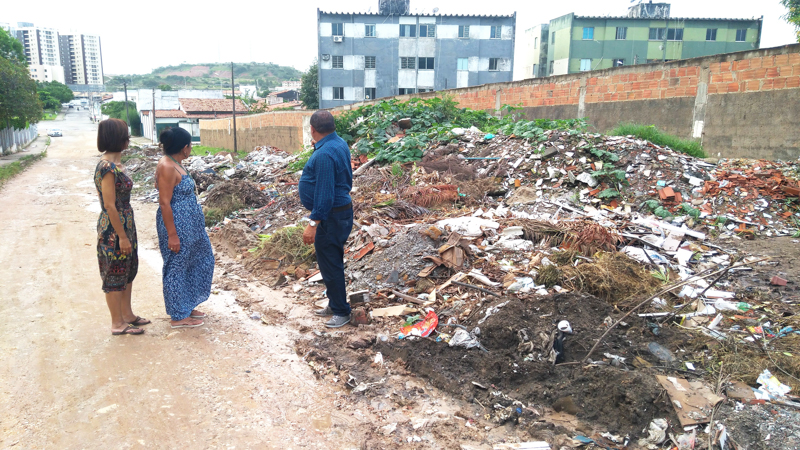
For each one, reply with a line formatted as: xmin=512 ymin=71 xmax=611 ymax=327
xmin=400 ymin=310 xmax=438 ymax=337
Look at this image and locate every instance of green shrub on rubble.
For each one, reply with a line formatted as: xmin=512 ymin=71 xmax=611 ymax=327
xmin=335 ymin=96 xmax=589 ymax=164
xmin=287 ymin=146 xmax=314 ymax=172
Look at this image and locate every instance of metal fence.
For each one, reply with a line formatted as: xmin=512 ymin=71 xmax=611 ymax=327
xmin=0 ymin=124 xmax=38 ymax=155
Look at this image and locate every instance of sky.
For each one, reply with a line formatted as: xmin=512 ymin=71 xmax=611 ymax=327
xmin=2 ymin=0 xmax=797 ymax=78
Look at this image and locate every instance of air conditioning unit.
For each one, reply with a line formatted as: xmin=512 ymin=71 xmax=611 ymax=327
xmin=333 ymin=36 xmax=344 ymax=43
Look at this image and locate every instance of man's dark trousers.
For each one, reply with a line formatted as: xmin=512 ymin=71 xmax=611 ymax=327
xmin=315 ymin=208 xmax=354 ymax=316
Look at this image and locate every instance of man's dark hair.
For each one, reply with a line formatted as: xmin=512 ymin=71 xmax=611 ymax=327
xmin=96 ymin=118 xmax=129 ymax=153
xmin=310 ymin=110 xmax=336 ymax=134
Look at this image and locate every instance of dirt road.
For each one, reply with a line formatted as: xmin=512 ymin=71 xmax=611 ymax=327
xmin=0 ymin=111 xmax=367 ymax=448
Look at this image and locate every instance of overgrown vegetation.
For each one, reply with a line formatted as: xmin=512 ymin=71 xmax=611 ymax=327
xmin=299 ymin=62 xmax=319 ymax=109
xmin=287 ymin=146 xmax=314 ymax=173
xmin=191 ymin=145 xmax=247 ymax=159
xmin=0 ymin=28 xmax=42 ymax=129
xmin=101 ymin=101 xmax=142 ymax=136
xmin=335 ymin=96 xmax=587 ymax=164
xmin=782 ymin=0 xmax=800 ymax=42
xmin=0 ymin=151 xmax=47 ymax=188
xmin=254 ymin=225 xmax=315 ymax=265
xmin=609 ymin=123 xmax=706 ymax=158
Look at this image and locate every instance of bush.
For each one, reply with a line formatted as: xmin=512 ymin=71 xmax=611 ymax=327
xmin=609 ymin=123 xmax=706 ymax=158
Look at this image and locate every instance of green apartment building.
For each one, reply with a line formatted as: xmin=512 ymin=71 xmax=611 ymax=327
xmin=533 ymin=2 xmax=762 ymax=77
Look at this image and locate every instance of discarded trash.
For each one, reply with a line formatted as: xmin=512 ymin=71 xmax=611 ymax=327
xmin=557 ymin=320 xmax=572 ymax=334
xmin=656 ymin=375 xmax=724 ymax=426
xmin=647 ymin=342 xmax=676 ymax=364
xmin=449 ymin=327 xmax=485 ymax=351
xmin=756 ymin=369 xmax=792 ymax=397
xmin=637 ymin=418 xmax=668 ymax=449
xmin=399 ymin=310 xmax=438 ymax=338
xmin=492 ymin=442 xmax=550 ymax=450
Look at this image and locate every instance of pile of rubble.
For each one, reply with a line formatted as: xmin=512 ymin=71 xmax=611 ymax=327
xmin=126 ymin=107 xmax=800 ymax=446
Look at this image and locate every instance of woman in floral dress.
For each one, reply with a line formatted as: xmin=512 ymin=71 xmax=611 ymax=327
xmin=155 ymin=127 xmax=214 ymax=328
xmin=95 ymin=118 xmax=150 ymax=335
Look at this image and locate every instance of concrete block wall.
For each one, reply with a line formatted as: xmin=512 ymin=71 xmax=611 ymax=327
xmin=200 ymin=111 xmax=314 ymax=153
xmin=201 ymin=44 xmax=800 ymax=159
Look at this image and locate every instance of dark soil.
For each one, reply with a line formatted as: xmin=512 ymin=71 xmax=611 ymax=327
xmin=304 ymin=293 xmax=696 ymax=440
xmin=206 ymin=179 xmax=269 ymax=210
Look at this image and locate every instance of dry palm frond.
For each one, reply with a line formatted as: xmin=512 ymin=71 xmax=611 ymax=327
xmin=520 ymin=220 xmax=571 ymax=247
xmin=402 ymin=184 xmax=459 ymax=208
xmin=561 ymin=252 xmax=659 ymax=307
xmin=561 ymin=221 xmax=623 ymax=254
xmin=376 ymin=200 xmax=430 ymax=219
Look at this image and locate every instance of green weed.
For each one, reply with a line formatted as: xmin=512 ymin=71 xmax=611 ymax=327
xmin=191 ymin=145 xmax=247 ymax=159
xmin=0 ymin=152 xmax=47 ymax=188
xmin=609 ymin=123 xmax=706 ymax=158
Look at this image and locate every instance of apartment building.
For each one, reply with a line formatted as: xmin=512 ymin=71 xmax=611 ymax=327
xmin=4 ymin=22 xmax=65 ymax=83
xmin=317 ymin=0 xmax=516 ymax=108
xmin=60 ymin=33 xmax=104 ymax=85
xmin=521 ymin=2 xmax=762 ymax=78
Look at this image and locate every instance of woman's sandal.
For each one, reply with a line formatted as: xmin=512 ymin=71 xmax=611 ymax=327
xmin=112 ymin=325 xmax=144 ymax=335
xmin=128 ymin=316 xmax=151 ymax=326
xmin=189 ymin=311 xmax=207 ymax=319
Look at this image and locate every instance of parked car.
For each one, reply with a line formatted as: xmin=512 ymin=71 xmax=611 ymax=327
xmin=48 ymin=129 xmax=62 ymax=137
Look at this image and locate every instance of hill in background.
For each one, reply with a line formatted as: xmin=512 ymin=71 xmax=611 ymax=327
xmin=105 ymin=62 xmax=303 ymax=93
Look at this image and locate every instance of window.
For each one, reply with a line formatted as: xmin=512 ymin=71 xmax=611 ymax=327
xmin=332 ymin=55 xmax=343 ymax=69
xmin=736 ymin=29 xmax=747 ymax=42
xmin=649 ymin=27 xmax=665 ymax=40
xmin=667 ymin=28 xmax=684 ymax=41
xmin=333 ymin=87 xmax=344 ymax=100
xmin=706 ymin=28 xmax=717 ymax=41
xmin=582 ymin=27 xmax=594 ymax=40
xmin=365 ymin=24 xmax=375 ymax=37
xmin=399 ymin=88 xmax=416 ymax=95
xmin=365 ymin=88 xmax=376 ymax=100
xmin=490 ymin=26 xmax=502 ymax=39
xmin=400 ymin=57 xmax=415 ymax=69
xmin=418 ymin=88 xmax=433 ymax=93
xmin=551 ymin=32 xmax=555 ymax=44
xmin=613 ymin=59 xmax=625 ymax=67
xmin=549 ymin=60 xmax=554 ymax=75
xmin=365 ymin=56 xmax=376 ymax=69
xmin=489 ymin=58 xmax=500 ymax=71
xmin=418 ymin=57 xmax=434 ymax=70
xmin=332 ymin=23 xmax=343 ymax=36
xmin=534 ymin=37 xmax=538 ymax=49
xmin=419 ymin=24 xmax=436 ymax=37
xmin=616 ymin=27 xmax=627 ymax=40
xmin=458 ymin=25 xmax=470 ymax=38
xmin=457 ymin=57 xmax=469 ymax=71
xmin=400 ymin=24 xmax=417 ymax=37
xmin=580 ymin=59 xmax=592 ymax=72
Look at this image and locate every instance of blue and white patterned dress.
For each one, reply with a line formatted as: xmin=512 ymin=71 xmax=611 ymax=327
xmin=156 ymin=175 xmax=215 ymax=320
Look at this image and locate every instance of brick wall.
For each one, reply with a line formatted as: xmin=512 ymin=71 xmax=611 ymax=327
xmin=200 ymin=111 xmax=313 ymax=153
xmin=201 ymin=44 xmax=800 ymax=159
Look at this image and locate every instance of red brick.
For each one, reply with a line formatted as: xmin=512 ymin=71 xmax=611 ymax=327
xmin=775 ymin=54 xmax=790 ymax=66
xmin=744 ymin=80 xmax=760 ymax=91
xmin=762 ymin=56 xmax=776 ymax=67
xmin=727 ymin=82 xmax=740 ymax=92
xmin=771 ymin=276 xmax=788 ymax=286
xmin=762 ymin=79 xmax=774 ymax=90
xmin=788 ymin=77 xmax=800 ymax=88
xmin=773 ymin=78 xmax=788 ymax=89
xmin=789 ymin=53 xmax=800 ymax=65
xmin=765 ymin=67 xmax=779 ymax=78
xmin=749 ymin=58 xmax=763 ymax=69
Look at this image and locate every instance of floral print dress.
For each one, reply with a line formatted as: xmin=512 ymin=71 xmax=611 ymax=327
xmin=95 ymin=160 xmax=138 ymax=292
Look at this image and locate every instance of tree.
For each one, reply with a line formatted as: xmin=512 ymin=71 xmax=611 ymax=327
xmin=782 ymin=0 xmax=800 ymax=41
xmin=39 ymin=91 xmax=60 ymax=110
xmin=101 ymin=101 xmax=143 ymax=136
xmin=37 ymin=81 xmax=74 ymax=103
xmin=300 ymin=62 xmax=319 ymax=109
xmin=0 ymin=28 xmax=26 ymax=65
xmin=0 ymin=57 xmax=42 ymax=129
xmin=158 ymin=84 xmax=173 ymax=91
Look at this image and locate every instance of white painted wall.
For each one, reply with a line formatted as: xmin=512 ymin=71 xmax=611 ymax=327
xmin=343 ymin=55 xmax=356 ymax=70
xmin=418 ymin=39 xmax=436 ymax=57
xmin=437 ymin=25 xmax=459 ymax=39
xmin=365 ymin=70 xmax=376 ymax=87
xmin=399 ymin=39 xmax=417 ymax=56
xmin=376 ymin=23 xmax=400 ymax=38
xmin=320 ymin=86 xmax=333 ymax=101
xmin=319 ymin=23 xmax=331 ymax=37
xmin=457 ymin=71 xmax=469 ymax=88
xmin=320 ymin=57 xmax=332 ymax=70
xmin=417 ymin=71 xmax=435 ymax=87
xmin=553 ymin=58 xmax=569 ymax=76
xmin=468 ymin=57 xmax=480 ymax=72
xmin=399 ymin=16 xmax=416 ymax=24
xmin=398 ymin=71 xmax=416 ymax=88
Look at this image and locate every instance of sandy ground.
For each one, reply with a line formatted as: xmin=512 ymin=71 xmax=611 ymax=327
xmin=0 ymin=110 xmax=370 ymax=449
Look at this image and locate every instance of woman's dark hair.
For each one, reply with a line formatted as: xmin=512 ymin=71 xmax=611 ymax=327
xmin=158 ymin=127 xmax=192 ymax=155
xmin=97 ymin=118 xmax=129 ymax=153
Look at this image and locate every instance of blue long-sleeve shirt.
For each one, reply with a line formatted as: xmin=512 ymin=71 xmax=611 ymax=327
xmin=298 ymin=132 xmax=353 ymax=221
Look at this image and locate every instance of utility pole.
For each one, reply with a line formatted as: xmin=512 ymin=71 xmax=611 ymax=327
xmin=123 ymin=82 xmax=130 ymax=134
xmin=152 ymin=89 xmax=156 ymax=144
xmin=231 ymin=61 xmax=237 ymax=152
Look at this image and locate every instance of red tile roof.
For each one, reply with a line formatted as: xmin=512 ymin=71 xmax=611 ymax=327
xmin=179 ymin=98 xmax=247 ymax=113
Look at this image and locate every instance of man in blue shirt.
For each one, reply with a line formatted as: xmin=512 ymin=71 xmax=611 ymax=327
xmin=299 ymin=110 xmax=354 ymax=328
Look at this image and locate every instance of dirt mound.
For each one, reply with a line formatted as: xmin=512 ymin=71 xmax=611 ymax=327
xmin=205 ymin=179 xmax=269 ymax=211
xmin=209 ymin=220 xmax=260 ymax=258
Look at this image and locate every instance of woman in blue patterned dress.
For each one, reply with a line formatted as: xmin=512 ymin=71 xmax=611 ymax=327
xmin=95 ymin=118 xmax=150 ymax=335
xmin=155 ymin=127 xmax=215 ymax=328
